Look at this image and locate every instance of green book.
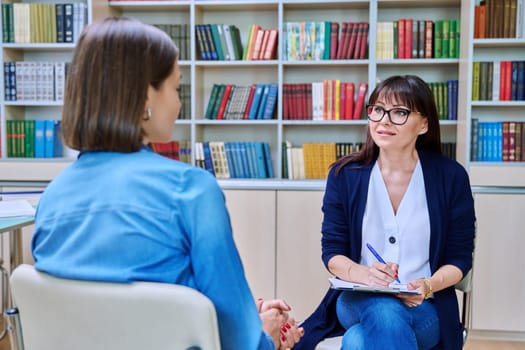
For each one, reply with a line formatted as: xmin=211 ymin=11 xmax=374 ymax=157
xmin=209 ymin=24 xmax=225 ymax=60
xmin=323 ymin=21 xmax=331 ymax=60
xmin=210 ymin=84 xmax=226 ymax=119
xmin=433 ymin=20 xmax=443 ymax=58
xmin=393 ymin=21 xmax=398 ymax=59
xmin=449 ymin=20 xmax=457 ymax=59
xmin=441 ymin=20 xmax=450 ymax=58
xmin=24 ymin=120 xmax=35 ymax=158
xmin=229 ymin=25 xmax=244 ymax=60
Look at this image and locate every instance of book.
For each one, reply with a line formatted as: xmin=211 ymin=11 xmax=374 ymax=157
xmin=329 ymin=277 xmax=419 ymax=295
xmin=353 ymin=82 xmax=368 ymax=119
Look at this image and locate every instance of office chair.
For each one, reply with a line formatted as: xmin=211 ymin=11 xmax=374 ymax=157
xmin=8 ymin=264 xmax=221 ymax=350
xmin=314 ymin=270 xmax=473 ymax=350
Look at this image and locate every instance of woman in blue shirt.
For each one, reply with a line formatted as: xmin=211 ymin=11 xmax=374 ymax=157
xmin=295 ymin=75 xmax=476 ymax=350
xmin=31 ymin=17 xmax=303 ymax=350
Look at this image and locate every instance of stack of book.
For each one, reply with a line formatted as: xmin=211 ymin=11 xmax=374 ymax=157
xmin=1 ymin=2 xmax=87 ymax=43
xmin=471 ymin=119 xmax=524 ymax=162
xmin=195 ymin=141 xmax=273 ymax=179
xmin=428 ymin=80 xmax=459 ymax=120
xmin=5 ymin=119 xmax=63 ymax=158
xmin=472 ymin=61 xmax=525 ymax=101
xmin=282 ymin=21 xmax=369 ymax=61
xmin=282 ymin=81 xmax=368 ymax=120
xmin=474 ymin=0 xmax=525 ymax=38
xmin=195 ymin=23 xmax=244 ymax=61
xmin=376 ymin=18 xmax=460 ymax=59
xmin=149 ymin=140 xmax=192 ymax=165
xmin=205 ymin=83 xmax=278 ymax=120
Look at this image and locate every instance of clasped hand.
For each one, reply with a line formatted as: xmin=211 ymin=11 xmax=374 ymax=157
xmin=257 ymin=298 xmax=304 ymax=349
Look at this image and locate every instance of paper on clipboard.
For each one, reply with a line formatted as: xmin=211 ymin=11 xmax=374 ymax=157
xmin=329 ymin=277 xmax=420 ymax=295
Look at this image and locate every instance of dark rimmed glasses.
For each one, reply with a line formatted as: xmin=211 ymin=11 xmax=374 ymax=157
xmin=366 ymin=104 xmax=421 ymax=126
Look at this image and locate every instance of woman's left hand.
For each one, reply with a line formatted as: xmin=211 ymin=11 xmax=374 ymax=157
xmin=396 ymin=278 xmax=428 ymax=307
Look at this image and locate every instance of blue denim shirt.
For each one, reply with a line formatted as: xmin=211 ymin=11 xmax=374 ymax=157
xmin=32 ymin=146 xmax=274 ymax=350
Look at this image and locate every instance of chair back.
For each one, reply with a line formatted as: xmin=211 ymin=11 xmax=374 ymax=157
xmin=10 ymin=264 xmax=221 ymax=350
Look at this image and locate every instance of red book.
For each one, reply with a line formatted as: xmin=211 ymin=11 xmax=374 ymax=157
xmin=243 ymin=84 xmax=257 ymax=119
xmin=344 ymin=82 xmax=355 ymax=120
xmin=330 ymin=22 xmax=340 ymax=60
xmin=405 ymin=18 xmax=413 ymax=59
xmin=250 ymin=28 xmax=265 ymax=60
xmin=424 ymin=20 xmax=433 ymax=59
xmin=305 ymin=83 xmax=313 ymax=119
xmin=262 ymin=29 xmax=278 ymax=60
xmin=356 ymin=22 xmax=369 ymax=59
xmin=346 ymin=22 xmax=358 ymax=59
xmin=500 ymin=61 xmax=512 ymax=101
xmin=502 ymin=121 xmax=510 ymax=161
xmin=323 ymin=80 xmax=330 ymax=120
xmin=216 ymin=84 xmax=233 ymax=120
xmin=339 ymin=82 xmax=346 ymax=119
xmin=398 ymin=19 xmax=405 ymax=59
xmin=478 ymin=4 xmax=486 ymax=39
xmin=353 ymin=82 xmax=368 ymax=119
xmin=336 ymin=22 xmax=347 ymax=59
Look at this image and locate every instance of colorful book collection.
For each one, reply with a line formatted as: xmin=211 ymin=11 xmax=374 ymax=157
xmin=153 ymin=24 xmax=190 ymax=61
xmin=282 ymin=21 xmax=369 ymax=61
xmin=195 ymin=141 xmax=274 ymax=179
xmin=1 ymin=2 xmax=87 ymax=43
xmin=5 ymin=119 xmax=63 ymax=158
xmin=428 ymin=80 xmax=459 ymax=120
xmin=474 ymin=0 xmax=525 ymax=38
xmin=282 ymin=81 xmax=368 ymax=120
xmin=243 ymin=25 xmax=278 ymax=60
xmin=3 ymin=61 xmax=69 ymax=102
xmin=376 ymin=19 xmax=460 ymax=59
xmin=472 ymin=61 xmax=525 ymax=101
xmin=149 ymin=140 xmax=192 ymax=165
xmin=205 ymin=83 xmax=278 ymax=120
xmin=471 ymin=119 xmax=525 ymax=162
xmin=282 ymin=141 xmax=456 ymax=180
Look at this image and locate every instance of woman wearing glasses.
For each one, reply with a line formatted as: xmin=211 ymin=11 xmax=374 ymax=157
xmin=295 ymin=75 xmax=476 ymax=350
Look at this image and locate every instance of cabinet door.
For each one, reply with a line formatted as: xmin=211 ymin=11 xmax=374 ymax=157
xmin=276 ymin=190 xmax=331 ymax=322
xmin=223 ymin=189 xmax=276 ymax=300
xmin=472 ymin=193 xmax=525 ymax=332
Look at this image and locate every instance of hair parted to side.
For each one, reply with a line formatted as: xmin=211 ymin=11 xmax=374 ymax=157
xmin=334 ymin=75 xmax=442 ymax=175
xmin=62 ymin=17 xmax=179 ymax=152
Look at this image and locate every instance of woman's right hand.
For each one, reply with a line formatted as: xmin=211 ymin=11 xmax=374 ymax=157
xmin=278 ymin=317 xmax=304 ymax=349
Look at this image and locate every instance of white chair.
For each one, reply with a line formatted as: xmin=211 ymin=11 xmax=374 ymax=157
xmin=315 ymin=271 xmax=473 ymax=350
xmin=8 ymin=264 xmax=221 ymax=350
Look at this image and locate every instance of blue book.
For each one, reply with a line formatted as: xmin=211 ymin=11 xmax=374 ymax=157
xmin=201 ymin=142 xmax=215 ymax=175
xmin=261 ymin=83 xmax=278 ymax=120
xmin=34 ymin=120 xmax=46 ymax=158
xmin=263 ymin=142 xmax=273 ymax=178
xmin=246 ymin=142 xmax=258 ymax=178
xmin=224 ymin=142 xmax=236 ymax=178
xmin=44 ymin=120 xmax=55 ymax=158
xmin=256 ymin=84 xmax=271 ymax=119
xmin=53 ymin=121 xmax=63 ymax=157
xmin=253 ymin=142 xmax=267 ymax=178
xmin=232 ymin=142 xmax=246 ymax=178
xmin=248 ymin=84 xmax=265 ymax=119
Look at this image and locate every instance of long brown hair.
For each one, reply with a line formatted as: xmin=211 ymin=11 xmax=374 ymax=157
xmin=334 ymin=75 xmax=442 ymax=175
xmin=62 ymin=17 xmax=179 ymax=152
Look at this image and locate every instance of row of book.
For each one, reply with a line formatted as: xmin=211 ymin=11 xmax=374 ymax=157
xmin=472 ymin=61 xmax=525 ymax=101
xmin=195 ymin=24 xmax=243 ymax=61
xmin=282 ymin=21 xmax=368 ymax=61
xmin=205 ymin=83 xmax=277 ymax=120
xmin=1 ymin=3 xmax=86 ymax=43
xmin=429 ymin=80 xmax=459 ymax=121
xmin=153 ymin=24 xmax=191 ymax=61
xmin=244 ymin=25 xmax=278 ymax=60
xmin=5 ymin=119 xmax=63 ymax=158
xmin=282 ymin=81 xmax=368 ymax=121
xmin=376 ymin=19 xmax=460 ymax=59
xmin=3 ymin=61 xmax=69 ymax=102
xmin=149 ymin=140 xmax=192 ymax=164
xmin=281 ymin=141 xmax=457 ymax=179
xmin=471 ymin=119 xmax=525 ymax=162
xmin=195 ymin=141 xmax=274 ymax=179
xmin=177 ymin=84 xmax=191 ymax=120
xmin=474 ymin=0 xmax=525 ymax=39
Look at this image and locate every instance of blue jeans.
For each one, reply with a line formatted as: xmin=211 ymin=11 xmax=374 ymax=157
xmin=336 ymin=291 xmax=440 ymax=350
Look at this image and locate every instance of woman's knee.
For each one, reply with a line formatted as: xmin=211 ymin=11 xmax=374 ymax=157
xmin=341 ymin=324 xmax=365 ymax=350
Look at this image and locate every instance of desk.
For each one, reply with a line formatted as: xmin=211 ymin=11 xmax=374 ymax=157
xmin=0 ymin=216 xmax=35 ymax=271
xmin=0 ymin=216 xmax=34 ymax=340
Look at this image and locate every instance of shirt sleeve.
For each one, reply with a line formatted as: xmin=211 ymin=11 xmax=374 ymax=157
xmin=180 ymin=168 xmax=275 ymax=350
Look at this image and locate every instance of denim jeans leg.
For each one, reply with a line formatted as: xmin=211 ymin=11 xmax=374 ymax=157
xmin=336 ymin=291 xmax=439 ymax=350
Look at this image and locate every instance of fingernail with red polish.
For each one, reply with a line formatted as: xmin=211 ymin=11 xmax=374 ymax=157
xmin=281 ymin=335 xmax=287 ymax=342
xmin=285 ymin=322 xmax=291 ymax=329
xmin=281 ymin=326 xmax=288 ymax=333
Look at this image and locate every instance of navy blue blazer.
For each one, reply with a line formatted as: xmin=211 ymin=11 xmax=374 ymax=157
xmin=296 ymin=149 xmax=476 ymax=350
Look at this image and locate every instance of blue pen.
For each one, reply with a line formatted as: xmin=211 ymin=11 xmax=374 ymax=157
xmin=366 ymin=243 xmax=401 ymax=283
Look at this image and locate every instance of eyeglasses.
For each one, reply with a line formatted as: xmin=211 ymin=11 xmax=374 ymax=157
xmin=366 ymin=104 xmax=420 ymax=126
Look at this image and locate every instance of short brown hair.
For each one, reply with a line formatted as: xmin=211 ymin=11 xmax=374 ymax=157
xmin=62 ymin=17 xmax=179 ymax=152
